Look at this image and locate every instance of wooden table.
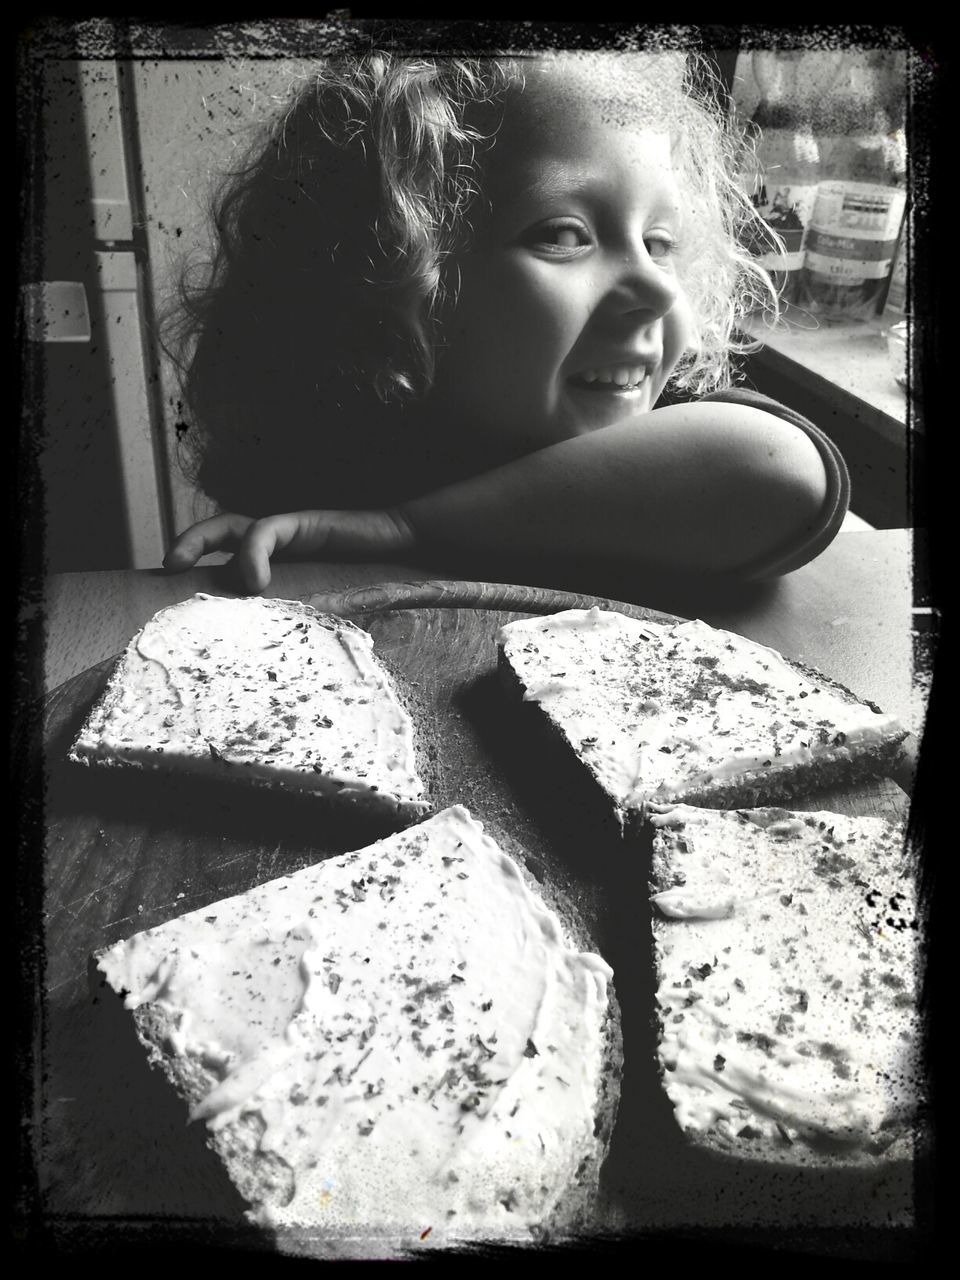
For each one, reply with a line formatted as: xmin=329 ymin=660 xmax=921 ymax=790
xmin=40 ymin=528 xmax=927 ymax=736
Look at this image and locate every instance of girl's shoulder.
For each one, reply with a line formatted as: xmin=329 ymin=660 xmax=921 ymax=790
xmin=697 ymin=386 xmax=852 ymax=578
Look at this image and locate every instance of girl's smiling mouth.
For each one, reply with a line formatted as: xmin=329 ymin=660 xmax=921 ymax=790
xmin=567 ymin=348 xmax=663 ymax=401
xmin=562 ymin=363 xmax=660 ymax=432
xmin=568 ymin=364 xmax=651 ymax=392
xmin=559 ymin=346 xmax=666 ymax=430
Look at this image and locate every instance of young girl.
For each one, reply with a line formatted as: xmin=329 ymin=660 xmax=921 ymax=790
xmin=163 ymin=49 xmax=849 ymax=592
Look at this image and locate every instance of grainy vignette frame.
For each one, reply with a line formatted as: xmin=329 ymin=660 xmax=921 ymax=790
xmin=14 ymin=15 xmax=942 ymax=1264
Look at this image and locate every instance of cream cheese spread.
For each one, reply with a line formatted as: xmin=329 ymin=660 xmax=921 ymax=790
xmin=649 ymin=804 xmax=920 ymax=1155
xmin=97 ymin=806 xmax=614 ymax=1247
xmin=71 ymin=594 xmax=427 ymax=816
xmin=498 ymin=609 xmax=904 ymax=808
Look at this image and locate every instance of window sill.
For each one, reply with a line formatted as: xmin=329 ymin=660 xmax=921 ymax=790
xmin=734 ymin=305 xmax=920 ymax=530
xmin=738 ymin=304 xmax=911 ymax=448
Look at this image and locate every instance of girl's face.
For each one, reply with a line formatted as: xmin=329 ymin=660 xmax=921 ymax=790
xmin=423 ymin=64 xmax=697 ymax=465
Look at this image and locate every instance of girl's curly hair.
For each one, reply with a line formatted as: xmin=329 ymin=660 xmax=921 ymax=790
xmin=168 ymin=50 xmax=777 ymax=515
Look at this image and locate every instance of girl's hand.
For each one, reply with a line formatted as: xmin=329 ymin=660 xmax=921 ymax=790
xmin=163 ymin=508 xmax=417 ymax=593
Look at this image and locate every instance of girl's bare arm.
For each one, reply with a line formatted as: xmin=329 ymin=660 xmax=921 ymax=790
xmin=165 ymin=402 xmax=831 ymax=590
xmin=400 ymin=401 xmax=828 ymax=576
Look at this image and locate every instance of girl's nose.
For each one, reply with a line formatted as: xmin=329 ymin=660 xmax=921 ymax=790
xmin=607 ymin=242 xmax=679 ymax=321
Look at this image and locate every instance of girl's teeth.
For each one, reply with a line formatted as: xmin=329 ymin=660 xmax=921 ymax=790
xmin=577 ymin=366 xmax=647 ymax=389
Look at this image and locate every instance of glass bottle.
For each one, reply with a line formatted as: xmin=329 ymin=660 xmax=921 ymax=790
xmin=800 ymin=50 xmax=907 ymax=322
xmin=744 ymin=51 xmax=830 ymax=306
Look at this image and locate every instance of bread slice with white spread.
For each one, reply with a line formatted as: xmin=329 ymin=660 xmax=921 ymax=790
xmin=497 ymin=608 xmax=908 ymax=822
xmin=648 ymin=803 xmax=921 ymax=1166
xmin=70 ymin=593 xmax=429 ymax=826
xmin=95 ymin=805 xmax=619 ymax=1256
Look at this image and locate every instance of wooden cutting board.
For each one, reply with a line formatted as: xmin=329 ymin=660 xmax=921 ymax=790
xmin=36 ymin=583 xmax=914 ymax=1250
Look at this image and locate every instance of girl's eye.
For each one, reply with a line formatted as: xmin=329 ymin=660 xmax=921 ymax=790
xmin=528 ymin=221 xmax=590 ymax=253
xmin=549 ymin=226 xmax=583 ymax=249
xmin=645 ymin=236 xmax=677 ymax=261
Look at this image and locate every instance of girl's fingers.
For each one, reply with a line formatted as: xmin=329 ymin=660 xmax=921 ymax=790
xmin=235 ymin=513 xmax=333 ymax=592
xmin=163 ymin=513 xmax=256 ymax=569
xmin=165 ymin=510 xmax=372 ymax=594
xmin=236 ymin=518 xmax=285 ymax=592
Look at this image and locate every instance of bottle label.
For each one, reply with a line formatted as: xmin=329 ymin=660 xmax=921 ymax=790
xmin=754 ymin=248 xmax=807 ymax=272
xmin=751 ymin=180 xmax=820 ymax=302
xmin=808 ymin=181 xmax=906 ymax=238
xmin=754 ymin=181 xmax=819 ymax=259
xmin=805 ymin=236 xmax=900 ymax=280
xmin=802 ymin=181 xmax=906 ymax=318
